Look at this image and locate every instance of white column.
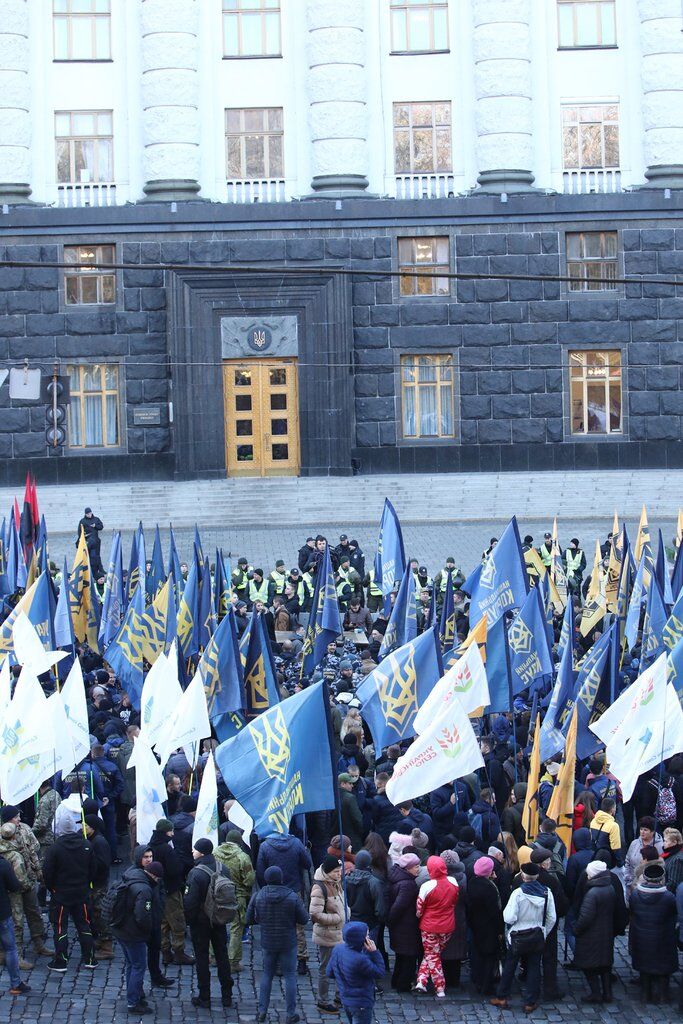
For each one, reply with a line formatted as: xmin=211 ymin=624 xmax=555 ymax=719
xmin=638 ymin=0 xmax=683 ymax=189
xmin=140 ymin=0 xmax=200 ymax=201
xmin=306 ymin=0 xmax=369 ymax=196
xmin=0 ymin=0 xmax=31 ymax=203
xmin=472 ymin=0 xmax=535 ymax=193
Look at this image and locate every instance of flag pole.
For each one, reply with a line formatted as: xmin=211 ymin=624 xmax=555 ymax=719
xmin=502 ymin=610 xmax=518 ymax=783
xmin=321 ymin=679 xmax=348 ymax=920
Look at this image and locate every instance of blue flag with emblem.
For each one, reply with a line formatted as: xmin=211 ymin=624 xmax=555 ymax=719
xmin=438 ymin=569 xmax=456 ymax=653
xmin=54 ymin=558 xmax=76 ymax=651
xmin=24 ymin=570 xmax=57 ymax=655
xmin=244 ymin=611 xmax=281 ymax=719
xmin=379 ymin=563 xmax=417 ymax=659
xmin=464 ymin=516 xmax=528 ymax=627
xmin=374 ymin=498 xmax=406 ymax=608
xmin=639 ymin=575 xmax=668 ymax=673
xmin=356 ymin=625 xmax=443 ymax=752
xmin=667 ymin=635 xmax=683 ymax=708
xmin=0 ymin=512 xmax=26 ymax=596
xmin=572 ymin=622 xmax=617 ymax=759
xmin=167 ymin=526 xmax=184 ymax=604
xmin=654 ymin=529 xmax=673 ymax=607
xmin=508 ymin=585 xmax=554 ymax=696
xmin=215 ymin=679 xmax=335 ymax=838
xmin=197 ymin=557 xmax=216 ymax=652
xmin=127 ymin=522 xmax=146 ymax=603
xmin=301 ymin=543 xmax=341 ymax=676
xmin=663 ymin=586 xmax=683 ymax=653
xmin=146 ymin=526 xmax=166 ymax=602
xmin=100 ymin=584 xmax=146 ymax=706
xmin=198 ymin=605 xmax=244 ymax=721
xmin=176 ymin=556 xmax=199 ymax=658
xmin=539 ymin=634 xmax=576 ymax=763
xmin=99 ymin=531 xmax=125 ymax=649
xmin=556 ymin=592 xmax=575 ymax=667
xmin=213 ymin=549 xmax=231 ymax=621
xmin=194 ymin=524 xmax=204 ymax=565
xmin=671 ymin=541 xmax=683 ymax=605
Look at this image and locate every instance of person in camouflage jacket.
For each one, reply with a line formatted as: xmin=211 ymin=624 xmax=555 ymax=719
xmin=32 ymin=782 xmax=62 ymax=853
xmin=213 ymin=831 xmax=255 ymax=972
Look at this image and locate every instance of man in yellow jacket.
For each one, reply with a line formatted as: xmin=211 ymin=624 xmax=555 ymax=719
xmin=589 ymin=798 xmax=624 ymax=867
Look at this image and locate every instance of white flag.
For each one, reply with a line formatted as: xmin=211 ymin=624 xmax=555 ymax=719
xmin=192 ymin=752 xmax=219 ymax=850
xmin=386 ymin=693 xmax=484 ymax=806
xmin=0 ymin=668 xmax=55 ymax=804
xmin=138 ymin=643 xmax=183 ymax=752
xmin=0 ymin=658 xmax=11 ymax=717
xmin=414 ymin=641 xmax=489 ymax=733
xmin=607 ymin=683 xmax=683 ymax=802
xmin=134 ymin=736 xmax=167 ymax=846
xmin=60 ymin=659 xmax=92 ymax=766
xmin=44 ymin=691 xmax=77 ymax=777
xmin=156 ymin=673 xmax=210 ymax=771
xmin=591 ymin=652 xmax=667 ymax=754
xmin=12 ymin=611 xmax=68 ymax=675
xmin=229 ymin=800 xmax=254 ymax=845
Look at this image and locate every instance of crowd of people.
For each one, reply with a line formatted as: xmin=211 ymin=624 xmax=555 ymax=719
xmin=0 ymin=513 xmax=681 ymax=1020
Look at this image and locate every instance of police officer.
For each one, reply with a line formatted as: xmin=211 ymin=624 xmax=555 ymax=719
xmin=565 ymin=538 xmax=586 ymax=596
xmin=363 ymin=568 xmax=384 ymax=613
xmin=248 ymin=569 xmax=270 ymax=609
xmin=269 ymin=560 xmax=287 ymax=597
xmin=539 ymin=532 xmax=553 ymax=569
xmin=231 ymin=558 xmax=250 ymax=604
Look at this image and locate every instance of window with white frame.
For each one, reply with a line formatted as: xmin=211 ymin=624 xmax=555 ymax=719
xmin=557 ymin=1 xmax=616 ymax=48
xmin=222 ymin=0 xmax=281 ymax=57
xmin=55 ymin=110 xmax=113 ymax=183
xmin=390 ymin=0 xmax=449 ymax=53
xmin=53 ymin=0 xmax=111 ymax=61
xmin=567 ymin=231 xmax=618 ymax=291
xmin=64 ymin=244 xmax=116 ymax=305
xmin=225 ymin=108 xmax=284 ymax=179
xmin=562 ymin=103 xmax=619 ymax=169
xmin=67 ymin=363 xmax=121 ymax=448
xmin=398 ymin=237 xmax=450 ymax=296
xmin=401 ymin=354 xmax=455 ymax=439
xmin=569 ymin=350 xmax=622 ymax=435
xmin=393 ymin=102 xmax=452 ymax=173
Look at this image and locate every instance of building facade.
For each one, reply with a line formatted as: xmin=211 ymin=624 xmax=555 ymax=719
xmin=0 ymin=0 xmax=682 ymax=484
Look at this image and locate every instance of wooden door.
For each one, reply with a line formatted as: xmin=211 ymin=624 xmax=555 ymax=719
xmin=223 ymin=359 xmax=300 ymax=477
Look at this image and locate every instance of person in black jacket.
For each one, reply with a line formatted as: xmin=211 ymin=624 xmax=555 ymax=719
xmin=84 ymin=815 xmax=113 ymax=960
xmin=42 ymin=818 xmax=97 ymax=972
xmin=468 ymin=858 xmax=503 ymax=995
xmin=573 ymin=861 xmax=616 ymax=1003
xmin=628 ymin=861 xmax=678 ymax=1003
xmin=246 ymin=864 xmax=309 ymax=1024
xmin=183 ymin=838 xmax=233 ymax=1010
xmin=112 ymin=845 xmax=158 ymax=1014
xmin=0 ymin=856 xmax=29 ymax=995
xmin=346 ymin=850 xmax=385 ymax=938
xmin=77 ymin=507 xmax=104 ymax=575
xmin=526 ymin=847 xmax=569 ymax=1000
xmin=148 ymin=818 xmax=193 ymax=966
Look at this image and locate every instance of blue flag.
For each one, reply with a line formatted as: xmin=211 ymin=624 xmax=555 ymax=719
xmin=483 ymin=615 xmax=509 ymax=712
xmin=213 ymin=549 xmax=231 ymax=621
xmin=103 ymin=585 xmax=146 ymax=707
xmin=199 ymin=607 xmax=244 ymax=721
xmin=663 ymin=587 xmax=683 ymax=653
xmin=194 ymin=524 xmax=204 ymax=565
xmin=147 ymin=526 xmax=165 ymax=602
xmin=573 ymin=623 xmax=616 ymax=759
xmin=127 ymin=522 xmax=146 ymax=603
xmin=374 ymin=499 xmax=406 ymax=605
xmin=244 ymin=611 xmax=281 ymax=718
xmin=639 ymin=575 xmax=668 ymax=672
xmin=539 ymin=637 xmax=576 ymax=763
xmin=464 ymin=516 xmax=528 ymax=627
xmin=508 ymin=585 xmax=554 ymax=696
xmin=667 ymin=635 xmax=683 ymax=708
xmin=438 ymin=570 xmax=456 ymax=653
xmin=357 ymin=625 xmax=443 ymax=752
xmin=215 ymin=679 xmax=335 ymax=838
xmin=99 ymin=532 xmax=125 ymax=649
xmin=167 ymin=526 xmax=184 ymax=604
xmin=654 ymin=529 xmax=673 ymax=607
xmin=197 ymin=557 xmax=216 ymax=652
xmin=24 ymin=571 xmax=57 ymax=655
xmin=379 ymin=563 xmax=417 ymax=659
xmin=177 ymin=557 xmax=199 ymax=658
xmin=302 ymin=543 xmax=341 ymax=676
xmin=556 ymin=593 xmax=575 ymax=667
xmin=54 ymin=558 xmax=76 ymax=651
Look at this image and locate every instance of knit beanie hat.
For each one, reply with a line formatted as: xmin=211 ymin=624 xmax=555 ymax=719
xmin=0 ymin=806 xmax=19 ymax=824
xmin=194 ymin=838 xmax=213 ymax=855
xmin=354 ymin=850 xmax=372 ymax=871
xmin=440 ymin=849 xmax=460 ymax=869
xmin=322 ymin=854 xmax=341 ymax=874
xmin=155 ymin=818 xmax=174 ymax=833
xmin=642 ymin=863 xmax=665 ymax=886
xmin=264 ymin=866 xmax=283 ymax=885
xmin=397 ymin=853 xmax=420 ymax=870
xmin=410 ymin=828 xmax=429 ymax=849
xmin=147 ymin=861 xmax=164 ymax=879
xmin=474 ymin=856 xmax=495 ymax=878
xmin=585 ymin=861 xmax=604 ymax=879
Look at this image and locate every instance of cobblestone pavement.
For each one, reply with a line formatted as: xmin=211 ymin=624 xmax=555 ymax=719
xmin=48 ymin=517 xmax=676 ymax=578
xmin=8 ymin=916 xmax=682 ymax=1024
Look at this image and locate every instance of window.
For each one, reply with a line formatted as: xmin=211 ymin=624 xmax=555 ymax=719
xmin=393 ymin=102 xmax=452 ymax=173
xmin=223 ymin=0 xmax=281 ymax=57
xmin=401 ymin=354 xmax=454 ymax=439
xmin=557 ymin=1 xmax=616 ymax=48
xmin=569 ymin=350 xmax=622 ymax=435
xmin=390 ymin=0 xmax=449 ymax=53
xmin=562 ymin=103 xmax=619 ymax=169
xmin=55 ymin=110 xmax=113 ymax=183
xmin=53 ymin=0 xmax=111 ymax=60
xmin=567 ymin=231 xmax=618 ymax=291
xmin=67 ymin=363 xmax=120 ymax=448
xmin=64 ymin=244 xmax=115 ymax=305
xmin=398 ymin=237 xmax=449 ymax=296
xmin=225 ymin=107 xmax=283 ymax=179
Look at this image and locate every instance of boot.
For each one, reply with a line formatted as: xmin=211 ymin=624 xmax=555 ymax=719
xmin=95 ymin=940 xmax=115 ymax=960
xmin=33 ymin=939 xmax=54 ymax=957
xmin=19 ymin=957 xmax=34 ymax=971
xmin=173 ymin=950 xmax=195 ymax=966
xmin=581 ymin=972 xmax=602 ymax=1004
xmin=162 ymin=948 xmax=173 ymax=965
xmin=642 ymin=974 xmax=653 ymax=1003
xmin=650 ymin=976 xmax=661 ymax=1005
xmin=600 ymin=972 xmax=612 ymax=1004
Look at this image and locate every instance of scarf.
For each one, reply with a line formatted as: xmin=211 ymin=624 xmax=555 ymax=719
xmin=521 ymin=880 xmax=546 ymax=899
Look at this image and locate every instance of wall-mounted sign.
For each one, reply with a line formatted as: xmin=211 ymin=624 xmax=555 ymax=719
xmin=133 ymin=407 xmax=162 ymax=425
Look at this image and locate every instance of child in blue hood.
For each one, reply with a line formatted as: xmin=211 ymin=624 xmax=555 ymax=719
xmin=326 ymin=921 xmax=385 ymax=1024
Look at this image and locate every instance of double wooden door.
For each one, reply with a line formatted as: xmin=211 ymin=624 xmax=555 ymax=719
xmin=222 ymin=358 xmax=300 ymax=477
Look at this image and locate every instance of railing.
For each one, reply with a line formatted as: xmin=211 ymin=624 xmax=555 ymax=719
xmin=394 ymin=172 xmax=456 ymax=199
xmin=226 ymin=178 xmax=287 ymax=203
xmin=562 ymin=168 xmax=622 ymax=194
xmin=57 ymin=182 xmax=119 ymax=207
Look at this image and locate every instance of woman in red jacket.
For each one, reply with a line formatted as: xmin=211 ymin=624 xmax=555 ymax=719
xmin=414 ymin=856 xmax=459 ymax=997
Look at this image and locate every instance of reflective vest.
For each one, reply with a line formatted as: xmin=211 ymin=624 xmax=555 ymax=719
xmin=269 ymin=570 xmax=286 ymax=595
xmin=566 ymin=549 xmax=584 ymax=574
xmin=297 ymin=573 xmax=314 ymax=605
xmin=248 ymin=578 xmax=269 ymax=604
xmin=367 ymin=569 xmax=382 ymax=597
xmin=232 ymin=569 xmax=249 ymax=592
xmin=414 ymin=574 xmax=432 ymax=592
xmin=539 ymin=543 xmax=552 ymax=568
xmin=439 ymin=569 xmax=456 ymax=592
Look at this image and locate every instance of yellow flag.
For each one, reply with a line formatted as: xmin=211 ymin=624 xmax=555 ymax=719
xmin=69 ymin=528 xmax=99 ymax=650
xmin=612 ymin=511 xmax=619 ymax=539
xmin=25 ymin=550 xmax=39 ymax=591
xmin=677 ymin=510 xmax=683 ymax=548
xmin=579 ymin=593 xmax=606 ymax=637
xmin=546 ymin=707 xmax=578 ymax=855
xmin=586 ymin=539 xmax=603 ymax=604
xmin=634 ymin=505 xmax=650 ymax=563
xmin=458 ymin=614 xmax=487 ymax=662
xmin=524 ymin=547 xmax=546 ymax=585
xmin=550 ymin=517 xmax=568 ymax=606
xmin=521 ymin=713 xmax=541 ymax=844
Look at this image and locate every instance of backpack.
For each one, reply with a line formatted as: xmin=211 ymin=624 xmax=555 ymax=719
xmin=531 ymin=840 xmax=565 ymax=877
xmin=588 ymin=775 xmax=617 ymax=804
xmin=589 ymin=821 xmax=611 ymax=856
xmin=652 ymin=778 xmax=677 ymax=823
xmin=467 ymin=808 xmax=484 ymax=841
xmin=196 ymin=864 xmax=237 ymax=925
xmin=99 ymin=879 xmax=128 ymax=929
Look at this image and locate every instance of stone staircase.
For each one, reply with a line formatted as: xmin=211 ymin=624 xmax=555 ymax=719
xmin=0 ymin=469 xmax=680 ymax=536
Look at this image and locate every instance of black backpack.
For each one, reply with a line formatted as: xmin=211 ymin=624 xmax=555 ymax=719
xmin=99 ymin=879 xmax=128 ymax=929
